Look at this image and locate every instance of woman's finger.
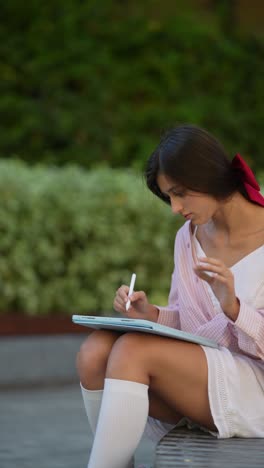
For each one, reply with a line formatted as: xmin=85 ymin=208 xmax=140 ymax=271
xmin=115 ymin=285 xmax=129 ymax=304
xmin=194 ymin=265 xmax=230 ymax=281
xmin=194 ymin=269 xmax=213 ymax=283
xmin=198 ymin=256 xmax=223 ymax=266
xmin=195 ymin=259 xmax=232 ymax=277
xmin=129 ymin=290 xmax=146 ymax=303
xmin=114 ymin=296 xmax=126 ymax=308
xmin=195 ymin=265 xmax=226 ymax=277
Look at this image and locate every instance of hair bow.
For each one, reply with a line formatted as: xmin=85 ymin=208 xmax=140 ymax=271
xmin=231 ymin=154 xmax=264 ymax=207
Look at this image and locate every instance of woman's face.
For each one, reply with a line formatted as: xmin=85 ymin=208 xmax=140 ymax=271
xmin=157 ymin=173 xmax=220 ymax=225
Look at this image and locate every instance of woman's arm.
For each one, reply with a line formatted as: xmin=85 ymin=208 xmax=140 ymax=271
xmin=231 ymin=300 xmax=264 ymax=360
xmin=194 ymin=257 xmax=264 ymax=360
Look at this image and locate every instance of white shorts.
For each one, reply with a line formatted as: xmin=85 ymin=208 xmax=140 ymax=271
xmin=144 ymin=346 xmax=264 ymax=442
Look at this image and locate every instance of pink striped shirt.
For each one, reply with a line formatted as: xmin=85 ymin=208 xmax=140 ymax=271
xmin=157 ymin=221 xmax=264 ymax=364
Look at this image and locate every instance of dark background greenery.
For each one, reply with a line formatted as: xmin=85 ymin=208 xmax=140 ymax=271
xmin=1 ymin=0 xmax=264 ymax=172
xmin=0 ymin=161 xmax=182 ymax=315
xmin=0 ymin=1 xmax=263 ymax=316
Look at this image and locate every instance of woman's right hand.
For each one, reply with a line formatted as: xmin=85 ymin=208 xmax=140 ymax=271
xmin=113 ymin=285 xmax=159 ymax=322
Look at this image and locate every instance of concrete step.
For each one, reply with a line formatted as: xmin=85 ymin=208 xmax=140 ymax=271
xmin=0 ymin=334 xmax=86 ymax=387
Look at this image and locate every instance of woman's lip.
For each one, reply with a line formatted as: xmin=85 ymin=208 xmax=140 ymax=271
xmin=183 ymin=213 xmax=192 ymax=219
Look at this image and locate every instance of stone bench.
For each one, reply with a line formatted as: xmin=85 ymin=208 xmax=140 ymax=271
xmin=154 ymin=427 xmax=264 ymax=467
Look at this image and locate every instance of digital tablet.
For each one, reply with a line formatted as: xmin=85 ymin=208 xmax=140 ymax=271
xmin=72 ymin=315 xmax=219 ymax=349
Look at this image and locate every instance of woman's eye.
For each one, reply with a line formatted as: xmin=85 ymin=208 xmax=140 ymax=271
xmin=172 ymin=191 xmax=184 ymax=197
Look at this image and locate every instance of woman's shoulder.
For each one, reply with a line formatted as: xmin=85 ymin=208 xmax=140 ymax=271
xmin=174 ymin=221 xmax=193 ymax=250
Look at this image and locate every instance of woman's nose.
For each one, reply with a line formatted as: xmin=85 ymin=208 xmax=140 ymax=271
xmin=170 ymin=198 xmax=183 ymax=215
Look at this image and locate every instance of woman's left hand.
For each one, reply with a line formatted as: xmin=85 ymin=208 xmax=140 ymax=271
xmin=193 ymin=256 xmax=240 ymax=321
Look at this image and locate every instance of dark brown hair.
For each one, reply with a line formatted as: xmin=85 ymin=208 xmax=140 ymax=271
xmin=145 ymin=125 xmax=247 ymax=204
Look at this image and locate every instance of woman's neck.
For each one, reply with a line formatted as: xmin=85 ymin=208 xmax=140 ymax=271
xmin=208 ymin=193 xmax=264 ymax=238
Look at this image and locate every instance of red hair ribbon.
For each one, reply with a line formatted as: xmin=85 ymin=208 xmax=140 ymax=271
xmin=231 ymin=154 xmax=264 ymax=207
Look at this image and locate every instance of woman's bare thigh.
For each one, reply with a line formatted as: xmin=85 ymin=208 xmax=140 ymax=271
xmin=106 ymin=332 xmax=216 ymax=430
xmin=148 ymin=390 xmax=183 ymax=424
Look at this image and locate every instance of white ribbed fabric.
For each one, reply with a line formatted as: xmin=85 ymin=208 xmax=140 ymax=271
xmin=80 ymin=384 xmax=103 ymax=435
xmin=88 ymin=378 xmax=149 ymax=468
xmin=80 ymin=384 xmax=135 ymax=468
xmin=202 ymin=345 xmax=264 ymax=438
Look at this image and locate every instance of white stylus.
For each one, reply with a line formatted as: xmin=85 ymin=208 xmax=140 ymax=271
xmin=126 ymin=273 xmax=136 ymax=311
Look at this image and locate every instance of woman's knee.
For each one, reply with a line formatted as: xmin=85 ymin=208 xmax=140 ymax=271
xmin=106 ymin=332 xmax=150 ymax=375
xmin=76 ymin=329 xmax=121 ymax=380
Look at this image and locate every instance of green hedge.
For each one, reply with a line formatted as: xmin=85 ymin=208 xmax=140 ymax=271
xmin=1 ymin=0 xmax=264 ymax=172
xmin=0 ymin=161 xmax=182 ymax=316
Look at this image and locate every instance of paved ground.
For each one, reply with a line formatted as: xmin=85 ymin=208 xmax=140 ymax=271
xmin=0 ymin=383 xmax=155 ymax=468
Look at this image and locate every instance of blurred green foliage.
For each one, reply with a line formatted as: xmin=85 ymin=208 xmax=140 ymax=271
xmin=1 ymin=0 xmax=263 ymax=171
xmin=0 ymin=161 xmax=183 ymax=315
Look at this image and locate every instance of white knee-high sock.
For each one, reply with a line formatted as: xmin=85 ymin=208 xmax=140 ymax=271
xmin=81 ymin=383 xmax=135 ymax=468
xmin=88 ymin=378 xmax=149 ymax=468
xmin=80 ymin=384 xmax=104 ymax=435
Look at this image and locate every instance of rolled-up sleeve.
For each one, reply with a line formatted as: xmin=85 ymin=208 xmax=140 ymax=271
xmin=234 ymin=300 xmax=264 ymax=360
xmin=156 ymin=268 xmax=180 ymax=328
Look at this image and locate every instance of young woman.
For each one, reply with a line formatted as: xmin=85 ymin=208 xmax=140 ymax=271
xmin=77 ymin=125 xmax=264 ymax=468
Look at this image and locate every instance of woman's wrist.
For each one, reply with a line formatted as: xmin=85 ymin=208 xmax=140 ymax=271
xmin=224 ymin=298 xmax=240 ymax=321
xmin=147 ymin=304 xmax=159 ymax=322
